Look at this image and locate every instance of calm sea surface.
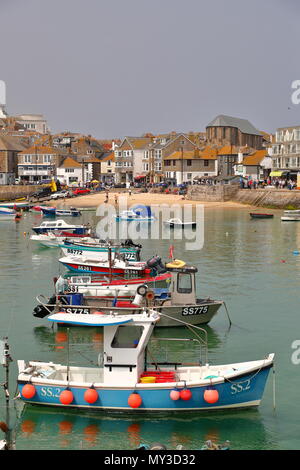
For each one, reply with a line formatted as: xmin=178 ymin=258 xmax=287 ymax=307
xmin=0 ymin=206 xmax=299 ymax=450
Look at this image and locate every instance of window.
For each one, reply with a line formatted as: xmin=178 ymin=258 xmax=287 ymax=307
xmin=187 ymin=160 xmax=192 ymax=166
xmin=111 ymin=325 xmax=143 ymax=349
xmin=204 ymin=160 xmax=209 ymax=166
xmin=143 ymin=163 xmax=149 ymax=171
xmin=24 ymin=155 xmax=31 ymax=163
xmin=177 ymin=273 xmax=192 ymax=294
xmin=165 ymin=160 xmax=171 ymax=166
xmin=144 ymin=151 xmax=149 ymax=159
xmin=44 ymin=155 xmax=51 ymax=163
xmin=155 ymin=162 xmax=161 ymax=171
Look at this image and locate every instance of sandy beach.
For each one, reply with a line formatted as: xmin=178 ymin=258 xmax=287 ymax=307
xmin=52 ymin=191 xmax=254 ymax=210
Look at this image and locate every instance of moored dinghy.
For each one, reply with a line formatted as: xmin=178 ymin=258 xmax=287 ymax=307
xmin=250 ymin=213 xmax=274 ymax=219
xmin=164 ymin=218 xmax=197 ymax=228
xmin=17 ymin=311 xmax=274 ymax=412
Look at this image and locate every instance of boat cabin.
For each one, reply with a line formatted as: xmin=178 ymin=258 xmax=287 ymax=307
xmin=48 ymin=312 xmax=159 ymax=386
xmin=102 ymin=313 xmax=158 ymax=385
xmin=168 ymin=266 xmax=198 ymax=305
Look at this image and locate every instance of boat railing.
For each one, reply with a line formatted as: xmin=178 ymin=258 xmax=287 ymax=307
xmin=35 ymin=295 xmax=57 ymax=315
xmin=150 ymin=337 xmax=207 ymax=366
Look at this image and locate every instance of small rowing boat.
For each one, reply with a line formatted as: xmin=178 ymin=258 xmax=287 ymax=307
xmin=164 ymin=218 xmax=197 ymax=228
xmin=250 ymin=213 xmax=274 ymax=219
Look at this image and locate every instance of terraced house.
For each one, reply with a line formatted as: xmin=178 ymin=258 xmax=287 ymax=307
xmin=0 ymin=135 xmax=29 ymax=184
xmin=114 ymin=136 xmax=153 ymax=184
xmin=17 ymin=144 xmax=68 ymax=183
xmin=164 ymin=145 xmax=218 ymax=183
xmin=271 ymin=126 xmax=300 ymax=180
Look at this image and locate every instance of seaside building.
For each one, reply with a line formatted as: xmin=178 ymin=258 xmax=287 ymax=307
xmin=114 ymin=136 xmax=153 ymax=185
xmin=206 ymin=114 xmax=263 ymax=149
xmin=0 ymin=135 xmax=29 ymax=184
xmin=270 ymin=126 xmax=300 ymax=180
xmin=13 ymin=114 xmax=49 ymax=134
xmin=56 ymin=157 xmax=83 ymax=186
xmin=17 ymin=144 xmax=71 ymax=183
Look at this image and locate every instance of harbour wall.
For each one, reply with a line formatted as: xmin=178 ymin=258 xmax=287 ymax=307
xmin=0 ymin=185 xmax=40 ymax=201
xmin=187 ymin=185 xmax=300 ymax=209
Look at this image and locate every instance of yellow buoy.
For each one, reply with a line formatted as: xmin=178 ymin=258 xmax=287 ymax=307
xmin=166 ymin=259 xmax=186 ymax=269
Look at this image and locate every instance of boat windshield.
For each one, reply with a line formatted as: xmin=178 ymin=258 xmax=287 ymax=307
xmin=111 ymin=325 xmax=144 ymax=349
xmin=177 ymin=273 xmax=192 ymax=293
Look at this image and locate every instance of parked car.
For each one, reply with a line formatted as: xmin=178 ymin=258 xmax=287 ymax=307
xmin=50 ymin=190 xmax=72 ymax=199
xmin=30 ymin=187 xmax=52 ymax=199
xmin=72 ymin=188 xmax=91 ymax=196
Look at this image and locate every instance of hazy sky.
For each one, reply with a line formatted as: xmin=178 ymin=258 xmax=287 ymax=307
xmin=1 ymin=0 xmax=300 ymax=138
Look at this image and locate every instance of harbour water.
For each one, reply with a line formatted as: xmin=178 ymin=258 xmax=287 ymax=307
xmin=0 ymin=206 xmax=299 ymax=450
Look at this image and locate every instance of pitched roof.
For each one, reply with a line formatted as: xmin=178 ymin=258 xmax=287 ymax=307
xmin=218 ymin=145 xmax=239 ymax=155
xmin=165 ymin=150 xmax=197 ymax=160
xmin=100 ymin=151 xmax=115 ymax=162
xmin=242 ymin=150 xmax=267 ymax=166
xmin=0 ymin=135 xmax=29 ymax=151
xmin=123 ymin=137 xmax=153 ymax=150
xmin=199 ymin=146 xmax=218 ymax=159
xmin=59 ymin=157 xmax=82 ymax=168
xmin=19 ymin=145 xmax=59 ymax=155
xmin=206 ymin=114 xmax=262 ymax=136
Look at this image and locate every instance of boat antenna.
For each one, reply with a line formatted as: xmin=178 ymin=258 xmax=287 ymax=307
xmin=66 ymin=328 xmax=70 ymax=383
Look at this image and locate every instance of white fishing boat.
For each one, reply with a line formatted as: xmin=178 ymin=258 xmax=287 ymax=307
xmin=17 ymin=310 xmax=274 ymax=413
xmin=116 ymin=208 xmax=154 ymax=222
xmin=60 ymin=239 xmax=141 ymax=261
xmin=33 ymin=265 xmax=224 ymax=327
xmin=281 ymin=216 xmax=300 ymax=221
xmin=164 ymin=218 xmax=197 ymax=229
xmin=281 ymin=210 xmax=300 ymax=221
xmin=0 ymin=207 xmax=18 ymax=220
xmin=32 ymin=219 xmax=90 ymax=235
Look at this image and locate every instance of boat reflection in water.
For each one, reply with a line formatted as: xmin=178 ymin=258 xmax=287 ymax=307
xmin=16 ymin=406 xmax=276 ymax=450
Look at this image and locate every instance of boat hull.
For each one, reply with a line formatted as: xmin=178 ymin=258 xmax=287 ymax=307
xmin=250 ymin=213 xmax=274 ymax=219
xmin=60 ymin=244 xmax=139 ymax=261
xmin=17 ymin=363 xmax=272 ymax=412
xmin=67 ymin=300 xmax=223 ymax=327
xmin=33 ymin=227 xmax=87 ymax=235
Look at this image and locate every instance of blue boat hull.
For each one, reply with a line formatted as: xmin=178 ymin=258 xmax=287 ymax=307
xmin=33 ymin=227 xmax=87 ymax=235
xmin=18 ymin=365 xmax=272 ymax=412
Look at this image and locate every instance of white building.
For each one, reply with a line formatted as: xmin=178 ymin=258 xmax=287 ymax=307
xmin=15 ymin=114 xmax=49 ymax=134
xmin=57 ymin=157 xmax=83 ymax=185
